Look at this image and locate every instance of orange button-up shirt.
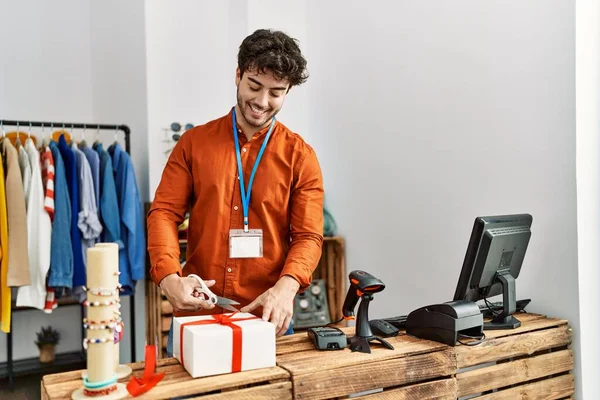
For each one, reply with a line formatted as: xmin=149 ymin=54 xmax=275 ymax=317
xmin=147 ymin=109 xmax=324 ymax=317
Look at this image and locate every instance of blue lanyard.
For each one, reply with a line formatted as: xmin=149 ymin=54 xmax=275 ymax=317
xmin=232 ymin=109 xmax=276 ymax=232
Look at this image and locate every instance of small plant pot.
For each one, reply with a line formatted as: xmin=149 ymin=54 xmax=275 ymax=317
xmin=39 ymin=344 xmax=56 ymax=363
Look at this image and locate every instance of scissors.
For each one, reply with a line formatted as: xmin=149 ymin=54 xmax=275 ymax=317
xmin=187 ymin=274 xmax=240 ymax=312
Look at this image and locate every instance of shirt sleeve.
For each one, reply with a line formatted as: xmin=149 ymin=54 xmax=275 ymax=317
xmin=280 ymin=145 xmax=325 ymax=291
xmin=147 ymin=134 xmax=194 ymax=286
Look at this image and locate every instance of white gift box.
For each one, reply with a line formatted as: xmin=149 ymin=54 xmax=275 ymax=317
xmin=173 ymin=313 xmax=276 ymax=378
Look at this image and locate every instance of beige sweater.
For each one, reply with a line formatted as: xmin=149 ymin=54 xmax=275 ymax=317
xmin=1 ymin=139 xmax=30 ymax=287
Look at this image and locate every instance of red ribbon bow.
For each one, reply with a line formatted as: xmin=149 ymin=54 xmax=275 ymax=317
xmin=126 ymin=345 xmax=165 ymax=397
xmin=179 ymin=312 xmax=259 ymax=373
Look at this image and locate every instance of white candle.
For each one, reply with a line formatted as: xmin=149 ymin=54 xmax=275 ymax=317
xmin=94 ymin=242 xmax=121 ymax=368
xmin=86 ymin=247 xmax=117 ymax=383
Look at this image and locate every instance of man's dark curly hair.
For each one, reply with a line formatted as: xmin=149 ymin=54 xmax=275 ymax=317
xmin=238 ymin=29 xmax=308 ymax=88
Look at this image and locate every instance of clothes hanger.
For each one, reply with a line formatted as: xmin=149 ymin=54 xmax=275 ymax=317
xmin=93 ymin=125 xmax=101 ymax=147
xmin=25 ymin=121 xmax=38 ymax=147
xmin=41 ymin=123 xmax=46 ymax=147
xmin=79 ymin=124 xmax=87 ymax=148
xmin=52 ymin=123 xmax=71 ymax=144
xmin=15 ymin=121 xmax=21 ymax=147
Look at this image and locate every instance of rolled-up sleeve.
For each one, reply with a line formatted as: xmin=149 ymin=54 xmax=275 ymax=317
xmin=280 ymin=146 xmax=324 ymax=290
xmin=147 ymin=134 xmax=194 ymax=286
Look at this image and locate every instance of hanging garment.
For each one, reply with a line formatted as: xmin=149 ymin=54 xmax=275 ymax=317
xmin=57 ymin=135 xmax=84 ymax=288
xmin=109 ymin=143 xmax=145 ymax=293
xmin=72 ymin=144 xmax=102 ymax=258
xmin=81 ymin=145 xmax=100 ymax=212
xmin=93 ymin=143 xmax=122 ymax=248
xmin=18 ymin=145 xmax=32 ymax=201
xmin=48 ymin=141 xmax=73 ymax=289
xmin=1 ymin=138 xmax=30 ymax=287
xmin=40 ymin=145 xmax=57 ymax=312
xmin=0 ymin=152 xmax=11 ymax=333
xmin=40 ymin=145 xmax=55 ymax=220
xmin=16 ymin=139 xmax=52 ymax=310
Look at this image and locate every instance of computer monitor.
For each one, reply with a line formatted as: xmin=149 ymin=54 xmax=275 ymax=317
xmin=453 ymin=214 xmax=533 ymax=329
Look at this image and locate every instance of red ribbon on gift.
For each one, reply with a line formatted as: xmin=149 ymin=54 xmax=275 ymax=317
xmin=179 ymin=313 xmax=259 ymax=372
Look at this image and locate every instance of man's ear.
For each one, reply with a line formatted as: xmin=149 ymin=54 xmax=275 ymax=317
xmin=235 ymin=67 xmax=241 ymax=87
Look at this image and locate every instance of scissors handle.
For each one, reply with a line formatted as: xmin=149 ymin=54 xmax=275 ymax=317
xmin=187 ymin=274 xmax=218 ymax=305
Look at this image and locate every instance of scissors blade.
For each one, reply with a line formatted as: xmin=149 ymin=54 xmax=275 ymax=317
xmin=220 ymin=304 xmax=240 ymax=312
xmin=217 ymin=296 xmax=240 ymax=306
xmin=217 ymin=296 xmax=240 ymax=312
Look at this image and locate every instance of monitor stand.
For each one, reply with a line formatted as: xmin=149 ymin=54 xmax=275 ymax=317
xmin=484 ymin=270 xmax=521 ymax=330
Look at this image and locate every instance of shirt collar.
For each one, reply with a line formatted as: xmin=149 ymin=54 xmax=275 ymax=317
xmin=110 ymin=143 xmax=123 ymax=172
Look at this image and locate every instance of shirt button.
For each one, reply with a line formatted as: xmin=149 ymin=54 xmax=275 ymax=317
xmin=227 ymin=268 xmax=232 ymax=273
xmin=233 ymin=206 xmax=239 ymax=210
xmin=242 ymin=148 xmax=247 ymax=153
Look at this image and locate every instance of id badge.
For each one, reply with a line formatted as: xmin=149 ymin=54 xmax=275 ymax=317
xmin=229 ymin=229 xmax=263 ymax=258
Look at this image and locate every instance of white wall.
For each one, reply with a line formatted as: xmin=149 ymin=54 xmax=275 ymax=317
xmin=305 ymin=0 xmax=581 ymax=394
xmin=0 ymin=0 xmax=148 ymax=363
xmin=576 ymin=0 xmax=600 ymax=397
xmin=145 ymin=0 xmax=248 ymax=197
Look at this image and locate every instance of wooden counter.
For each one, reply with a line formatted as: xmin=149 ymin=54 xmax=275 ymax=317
xmin=41 ymin=312 xmax=574 ymax=399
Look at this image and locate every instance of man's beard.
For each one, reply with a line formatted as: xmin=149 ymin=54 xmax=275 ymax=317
xmin=236 ymin=89 xmax=278 ymax=128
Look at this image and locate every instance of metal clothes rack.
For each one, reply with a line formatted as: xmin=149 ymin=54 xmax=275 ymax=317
xmin=0 ymin=119 xmax=136 ymax=388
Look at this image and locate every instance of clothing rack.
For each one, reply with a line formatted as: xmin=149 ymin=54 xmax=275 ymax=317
xmin=0 ymin=119 xmax=136 ymax=388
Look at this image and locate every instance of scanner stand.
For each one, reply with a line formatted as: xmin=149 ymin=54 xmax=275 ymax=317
xmin=350 ymin=294 xmax=394 ymax=354
xmin=484 ymin=270 xmax=521 ymax=330
xmin=406 ymin=300 xmax=484 ymax=347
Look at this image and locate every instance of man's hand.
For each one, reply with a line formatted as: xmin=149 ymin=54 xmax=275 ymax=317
xmin=160 ymin=274 xmax=217 ymax=312
xmin=241 ymin=276 xmax=300 ymax=336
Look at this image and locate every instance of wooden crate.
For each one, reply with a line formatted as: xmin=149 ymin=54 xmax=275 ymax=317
xmin=42 ymin=313 xmax=574 ymax=399
xmin=41 ymin=358 xmax=291 ymax=400
xmin=277 ymin=324 xmax=455 ymax=400
xmin=454 ymin=312 xmax=574 ymax=400
xmin=313 ymin=236 xmax=346 ymax=323
xmin=276 ymin=312 xmax=573 ymax=400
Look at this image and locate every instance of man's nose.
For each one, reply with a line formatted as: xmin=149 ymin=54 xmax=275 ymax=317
xmin=256 ymin=91 xmax=269 ymax=108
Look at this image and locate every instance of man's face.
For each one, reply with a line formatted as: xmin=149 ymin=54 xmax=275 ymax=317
xmin=235 ymin=67 xmax=289 ymax=129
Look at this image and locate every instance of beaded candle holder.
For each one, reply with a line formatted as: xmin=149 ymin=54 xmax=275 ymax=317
xmin=72 ymin=246 xmax=127 ymax=400
xmin=94 ymin=243 xmax=132 ymax=379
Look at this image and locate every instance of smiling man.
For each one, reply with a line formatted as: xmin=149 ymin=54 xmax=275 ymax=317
xmin=147 ymin=29 xmax=324 ymax=355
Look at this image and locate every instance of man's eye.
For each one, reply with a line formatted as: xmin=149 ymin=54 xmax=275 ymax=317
xmin=270 ymin=92 xmax=281 ymax=98
xmin=249 ymin=86 xmax=259 ymax=91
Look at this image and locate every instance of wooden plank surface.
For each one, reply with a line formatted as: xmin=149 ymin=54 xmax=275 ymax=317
xmin=41 ymin=313 xmax=575 ymax=399
xmin=276 ymin=313 xmax=557 ymax=357
xmin=42 ymin=365 xmax=289 ymax=400
xmin=456 ymin=324 xmax=571 ymax=368
xmin=477 ymin=315 xmax=567 ymax=341
xmin=292 ymin=349 xmax=454 ymax=400
xmin=457 ymin=349 xmax=574 ymax=397
xmin=277 ymin=332 xmax=448 ymax=375
xmin=471 ymin=373 xmax=574 ymax=400
xmin=354 ymin=378 xmax=457 ymax=400
xmin=190 ymin=381 xmax=292 ymax=399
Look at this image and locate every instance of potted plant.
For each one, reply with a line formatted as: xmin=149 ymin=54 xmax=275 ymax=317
xmin=35 ymin=326 xmax=61 ymax=363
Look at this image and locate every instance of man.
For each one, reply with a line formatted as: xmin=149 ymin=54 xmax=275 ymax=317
xmin=147 ymin=29 xmax=324 ymax=356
